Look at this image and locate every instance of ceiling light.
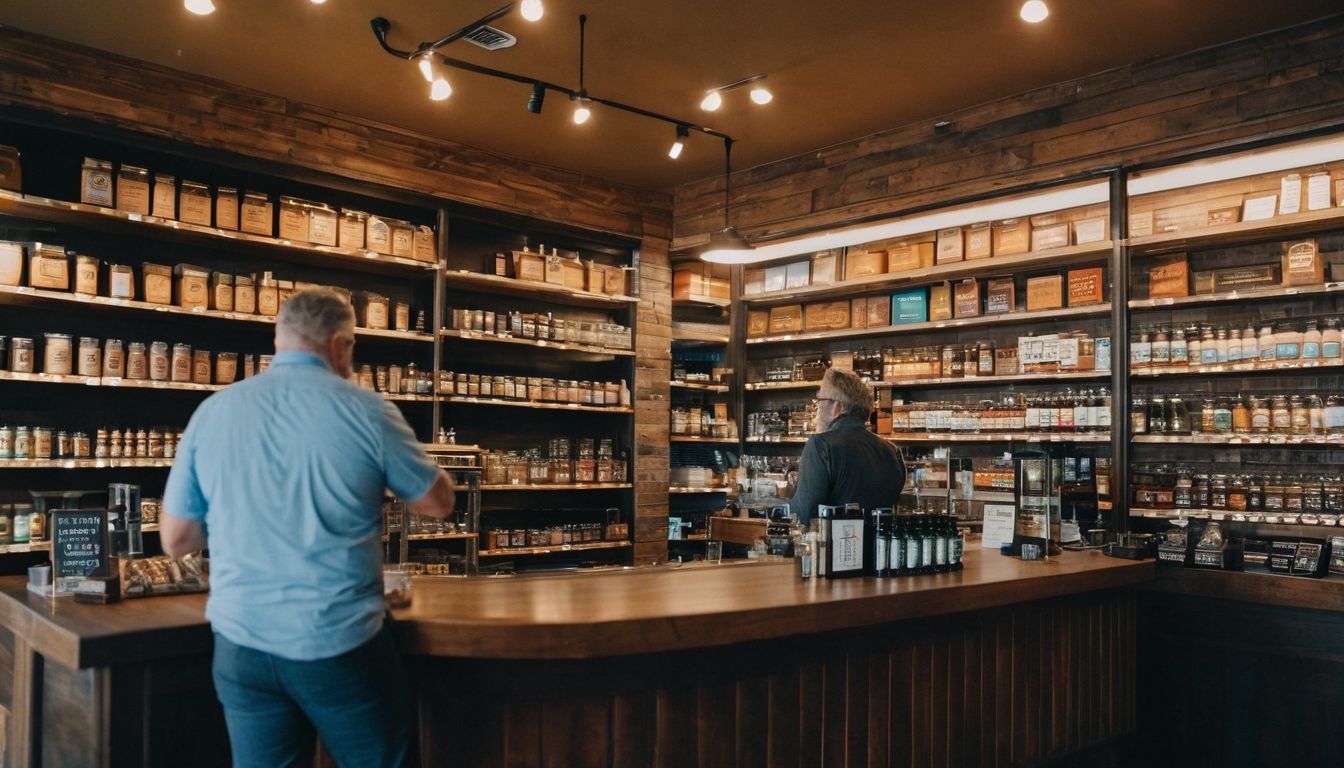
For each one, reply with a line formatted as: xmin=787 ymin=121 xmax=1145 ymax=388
xmin=1020 ymin=1 xmax=1049 ymax=23
xmin=749 ymin=86 xmax=773 ymax=105
xmin=519 ymin=0 xmax=544 ymax=22
xmin=669 ymin=125 xmax=689 ymax=160
xmin=572 ymin=97 xmax=592 ymax=125
xmin=417 ymin=53 xmax=435 ymax=83
xmin=701 ymin=139 xmax=754 ymax=262
xmin=527 ymin=82 xmax=546 ymax=114
xmin=311 ymin=0 xmax=327 ymax=4
xmin=184 ymin=0 xmax=215 ymax=15
xmin=700 ymin=91 xmax=723 ymax=112
xmin=430 ymin=77 xmax=452 ymax=101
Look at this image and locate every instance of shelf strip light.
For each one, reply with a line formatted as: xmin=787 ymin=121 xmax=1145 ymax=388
xmin=1128 ymin=134 xmax=1344 ymax=196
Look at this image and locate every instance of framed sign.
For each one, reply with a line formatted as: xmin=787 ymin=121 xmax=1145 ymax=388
xmin=826 ymin=512 xmax=866 ymax=579
xmin=52 ymin=508 xmax=109 ymax=593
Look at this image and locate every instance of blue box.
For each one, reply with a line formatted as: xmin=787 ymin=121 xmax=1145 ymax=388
xmin=891 ymin=288 xmax=929 ymax=325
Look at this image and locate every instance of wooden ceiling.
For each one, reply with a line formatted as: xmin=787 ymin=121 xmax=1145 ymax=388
xmin=1 ymin=1 xmax=1339 ymax=190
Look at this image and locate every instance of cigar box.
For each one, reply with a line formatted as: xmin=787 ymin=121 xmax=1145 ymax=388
xmin=142 ymin=262 xmax=173 ymax=305
xmin=354 ymin=292 xmax=390 ymax=330
xmin=1072 ymin=216 xmax=1107 ymax=244
xmin=0 ymin=240 xmax=21 ymax=286
xmin=886 ymin=241 xmax=934 ymax=273
xmin=413 ymin=226 xmax=436 ymax=263
xmin=845 ymin=249 xmax=886 ymax=280
xmin=850 ymin=297 xmax=869 ymax=329
xmin=964 ymin=223 xmax=992 ymax=260
xmin=1067 ymin=267 xmax=1105 ymax=306
xmin=768 ymin=304 xmax=804 ymax=335
xmin=747 ymin=309 xmax=770 ymax=338
xmin=744 ymin=268 xmax=766 ymax=296
xmin=985 ymin=276 xmax=1016 ymax=314
xmin=993 ymin=219 xmax=1029 ymax=255
xmin=1025 ymin=274 xmax=1064 ymax=311
xmin=804 ymin=301 xmax=851 ymax=332
xmin=811 ymin=250 xmax=840 ymax=285
xmin=1031 ymin=222 xmax=1070 ymax=251
xmin=543 ymin=254 xmax=567 ymax=286
xmin=763 ymin=265 xmax=787 ymax=293
xmin=513 ymin=250 xmax=545 ymax=282
xmin=953 ymin=279 xmax=981 ymax=318
xmin=215 ymin=187 xmax=240 ymax=231
xmin=936 ymin=227 xmax=964 ymax=264
xmin=929 ymin=282 xmax=952 ymax=321
xmin=1282 ymin=239 xmax=1325 ymax=286
xmin=785 ymin=260 xmax=811 ymax=289
xmin=1148 ymin=255 xmax=1190 ymax=298
xmin=1212 ymin=264 xmax=1280 ymax=293
xmin=173 ymin=264 xmax=209 ymax=310
xmin=27 ymin=244 xmax=69 ymax=291
xmin=867 ymin=295 xmax=891 ymax=328
xmin=892 ymin=288 xmax=928 ymax=325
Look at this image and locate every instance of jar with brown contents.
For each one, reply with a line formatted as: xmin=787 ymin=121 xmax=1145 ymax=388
xmin=77 ymin=337 xmax=101 ymax=378
xmin=103 ymin=339 xmax=125 ymax=378
xmin=171 ymin=344 xmax=192 ymax=383
xmin=148 ymin=342 xmax=169 ymax=381
xmin=192 ymin=350 xmax=212 ymax=385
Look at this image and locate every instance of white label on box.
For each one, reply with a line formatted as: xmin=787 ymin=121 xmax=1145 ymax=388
xmin=1243 ymin=194 xmax=1278 ymax=221
xmin=983 ymin=504 xmax=1016 ymax=549
xmin=1279 ymin=174 xmax=1301 ymax=215
xmin=830 ymin=518 xmax=865 ymax=573
xmin=1307 ymin=173 xmax=1332 ymax=211
xmin=1073 ymin=217 xmax=1106 ymax=244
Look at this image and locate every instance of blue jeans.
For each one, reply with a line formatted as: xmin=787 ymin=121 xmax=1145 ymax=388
xmin=211 ymin=622 xmax=414 ymax=768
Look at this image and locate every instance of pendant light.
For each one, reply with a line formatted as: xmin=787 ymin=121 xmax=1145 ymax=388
xmin=571 ymin=14 xmax=592 ymax=125
xmin=184 ymin=0 xmax=216 ymax=15
xmin=701 ymin=139 xmax=755 ymax=263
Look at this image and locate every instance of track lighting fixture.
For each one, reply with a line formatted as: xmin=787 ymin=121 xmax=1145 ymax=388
xmin=668 ymin=125 xmax=689 ymax=160
xmin=184 ymin=0 xmax=216 ymax=15
xmin=418 ymin=52 xmax=435 ymax=82
xmin=701 ymin=140 xmax=755 ymax=263
xmin=572 ymin=95 xmax=592 ymax=125
xmin=749 ymin=86 xmax=773 ymax=105
xmin=1020 ymin=0 xmax=1049 ymax=23
xmin=430 ymin=77 xmax=452 ymax=101
xmin=699 ymin=91 xmax=723 ymax=112
xmin=527 ymin=82 xmax=546 ymax=114
xmin=700 ymin=74 xmax=773 ymax=112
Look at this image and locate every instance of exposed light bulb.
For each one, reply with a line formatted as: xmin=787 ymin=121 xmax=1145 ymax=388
xmin=699 ymin=91 xmax=722 ymax=112
xmin=430 ymin=77 xmax=452 ymax=101
xmin=669 ymin=140 xmax=684 ymax=160
xmin=573 ymin=102 xmax=592 ymax=125
xmin=418 ymin=53 xmax=435 ymax=83
xmin=519 ymin=0 xmax=544 ymax=22
xmin=1020 ymin=0 xmax=1049 ymax=23
xmin=749 ymin=86 xmax=773 ymax=105
xmin=184 ymin=0 xmax=215 ymax=15
xmin=311 ymin=0 xmax=327 ymax=4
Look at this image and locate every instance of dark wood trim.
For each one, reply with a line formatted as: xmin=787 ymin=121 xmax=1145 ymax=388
xmin=1145 ymin=566 xmax=1344 ymax=613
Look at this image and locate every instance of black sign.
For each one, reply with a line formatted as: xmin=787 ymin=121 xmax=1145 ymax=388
xmin=52 ymin=508 xmax=109 ymax=583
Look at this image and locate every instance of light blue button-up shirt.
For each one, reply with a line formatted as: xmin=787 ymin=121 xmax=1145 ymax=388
xmin=164 ymin=351 xmax=440 ymax=660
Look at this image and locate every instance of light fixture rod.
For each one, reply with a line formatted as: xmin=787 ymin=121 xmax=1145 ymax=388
xmin=577 ymin=14 xmax=586 ymax=93
xmin=723 ymin=138 xmax=734 ymax=229
xmin=711 ymin=73 xmax=767 ymax=94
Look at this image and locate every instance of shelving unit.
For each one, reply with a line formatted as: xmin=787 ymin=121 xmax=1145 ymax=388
xmin=439 ymin=396 xmax=632 ymax=414
xmin=438 ymin=329 xmax=635 ymax=358
xmin=745 ymin=304 xmax=1112 ymax=346
xmin=886 ymin=432 xmax=1112 ymax=444
xmin=479 ymin=540 xmax=630 ymax=558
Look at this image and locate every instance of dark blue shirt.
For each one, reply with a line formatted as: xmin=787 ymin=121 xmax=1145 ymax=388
xmin=789 ymin=416 xmax=906 ymax=525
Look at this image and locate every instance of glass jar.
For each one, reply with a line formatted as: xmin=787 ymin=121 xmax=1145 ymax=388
xmin=1257 ymin=324 xmax=1275 ymax=367
xmin=1148 ymin=395 xmax=1167 ymax=434
xmin=1232 ymin=398 xmax=1251 ymax=434
xmin=13 ymin=426 xmax=30 ymax=460
xmin=43 ymin=333 xmax=73 ymax=376
xmin=1165 ymin=395 xmax=1189 ymax=435
xmin=1213 ymin=400 xmax=1233 ymax=434
xmin=32 ymin=427 xmax=52 ymax=460
xmin=1193 ymin=473 xmax=1211 ymax=508
xmin=1227 ymin=475 xmax=1248 ymax=511
xmin=1246 ymin=474 xmax=1264 ymax=511
xmin=1250 ymin=396 xmax=1271 ymax=434
xmin=1200 ymin=399 xmax=1216 ymax=433
xmin=55 ymin=430 xmax=70 ymax=458
xmin=1262 ymin=476 xmax=1285 ymax=512
xmin=0 ymin=424 xmax=12 ymax=459
xmin=77 ymin=337 xmax=101 ymax=377
xmin=192 ymin=349 xmax=212 ymax=385
xmin=1309 ymin=394 xmax=1326 ymax=436
xmin=1151 ymin=326 xmax=1170 ymax=367
xmin=1271 ymin=395 xmax=1291 ymax=435
xmin=1130 ymin=397 xmax=1148 ymax=434
xmin=1209 ymin=474 xmax=1228 ymax=510
xmin=1173 ymin=467 xmax=1194 ymax=509
xmin=103 ymin=339 xmax=125 ymax=378
xmin=149 ymin=342 xmax=170 ymax=381
xmin=1289 ymin=394 xmax=1311 ymax=436
xmin=72 ymin=431 xmax=90 ymax=458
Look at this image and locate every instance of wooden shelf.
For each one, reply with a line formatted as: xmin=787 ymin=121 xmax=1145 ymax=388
xmin=744 ymin=380 xmax=821 ymax=392
xmin=1131 ymin=507 xmax=1343 ymax=536
xmin=1132 ymin=360 xmax=1344 ymax=379
xmin=903 ymin=489 xmax=1017 ymax=503
xmin=440 ymin=395 xmax=632 ymax=414
xmin=0 ymin=458 xmax=173 ymax=469
xmin=1126 ymin=205 xmax=1344 ymax=255
xmin=745 ymin=371 xmax=1109 ymax=392
xmin=479 ymin=540 xmax=631 ymax=557
xmin=439 ymin=328 xmax=635 ymax=357
xmin=1132 ymin=434 xmax=1342 ymax=446
xmin=0 ymin=285 xmax=433 ymax=344
xmin=0 ymin=189 xmax=439 ymax=274
xmin=741 ymin=241 xmax=1113 ymax=306
xmin=442 ymin=270 xmax=637 ymax=308
xmin=669 ymin=486 xmax=732 ymax=494
xmin=0 ymin=541 xmax=51 ymax=555
xmin=405 ymin=532 xmax=476 ymax=541
xmin=670 ymin=436 xmax=738 ymax=444
xmin=382 ymin=393 xmax=436 ymax=403
xmin=887 ymin=432 xmax=1112 ymax=444
xmin=670 ymin=381 xmax=730 ymax=393
xmin=671 ymin=323 xmax=730 ymax=345
xmin=744 ymin=436 xmax=810 ymax=444
xmin=480 ymin=483 xmax=632 ymax=492
xmin=0 ymin=370 xmax=434 ymax=403
xmin=1129 ymin=281 xmax=1344 ymax=310
xmin=673 ymin=295 xmax=731 ymax=308
xmin=746 ymin=304 xmax=1112 ymax=346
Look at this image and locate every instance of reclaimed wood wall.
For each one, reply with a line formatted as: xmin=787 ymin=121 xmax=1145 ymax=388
xmin=672 ymin=16 xmax=1344 ymax=250
xmin=415 ymin=588 xmax=1137 ymax=768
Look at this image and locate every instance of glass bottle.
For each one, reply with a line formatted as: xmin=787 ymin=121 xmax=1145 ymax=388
xmin=1199 ymin=325 xmax=1218 ymax=366
xmin=1232 ymin=398 xmax=1251 ymax=434
xmin=1323 ymin=319 xmax=1342 ymax=361
xmin=1250 ymin=396 xmax=1272 ymax=434
xmin=1213 ymin=399 xmax=1233 ymax=434
xmin=1130 ymin=397 xmax=1148 ymax=434
xmin=1290 ymin=395 xmax=1310 ymax=436
xmin=1271 ymin=395 xmax=1291 ymax=435
xmin=1227 ymin=327 xmax=1242 ymax=364
xmin=1241 ymin=320 xmax=1258 ymax=363
xmin=1326 ymin=395 xmax=1344 ymax=439
xmin=1214 ymin=327 xmax=1229 ymax=365
xmin=1130 ymin=330 xmax=1151 ymax=371
xmin=1303 ymin=321 xmax=1322 ymax=363
xmin=1187 ymin=327 xmax=1203 ymax=369
xmin=1166 ymin=394 xmax=1189 ymax=435
xmin=1148 ymin=395 xmax=1167 ymax=434
xmin=1151 ymin=326 xmax=1170 ymax=368
xmin=1258 ymin=324 xmax=1275 ymax=367
xmin=1169 ymin=326 xmax=1188 ymax=367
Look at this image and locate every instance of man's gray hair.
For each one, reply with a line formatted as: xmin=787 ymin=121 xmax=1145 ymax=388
xmin=276 ymin=288 xmax=355 ymax=349
xmin=823 ymin=367 xmax=874 ymax=419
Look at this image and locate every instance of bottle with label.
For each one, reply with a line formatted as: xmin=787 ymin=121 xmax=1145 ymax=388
xmin=1241 ymin=321 xmax=1258 ymax=362
xmin=1169 ymin=326 xmax=1188 ymax=367
xmin=919 ymin=514 xmax=936 ymax=574
xmin=947 ymin=515 xmax=964 ymax=570
xmin=1130 ymin=330 xmax=1151 ymax=371
xmin=1258 ymin=324 xmax=1276 ymax=366
xmin=872 ymin=510 xmax=890 ymax=578
xmin=933 ymin=514 xmax=950 ymax=572
xmin=889 ymin=513 xmax=907 ymax=575
xmin=1303 ymin=321 xmax=1322 ymax=362
xmin=905 ymin=514 xmax=923 ymax=575
xmin=1151 ymin=326 xmax=1170 ymax=368
xmin=1323 ymin=319 xmax=1342 ymax=361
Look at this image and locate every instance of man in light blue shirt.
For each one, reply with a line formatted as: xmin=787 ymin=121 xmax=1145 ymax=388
xmin=162 ymin=287 xmax=454 ymax=767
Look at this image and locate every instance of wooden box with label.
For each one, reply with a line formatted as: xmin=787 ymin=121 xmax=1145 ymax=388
xmin=216 ymin=187 xmax=240 ymax=231
xmin=747 ymin=310 xmax=770 ymax=338
xmin=354 ymin=292 xmax=391 ymax=330
xmin=985 ymin=277 xmax=1016 ymax=314
xmin=240 ymin=192 xmax=273 ymax=236
xmin=1148 ymin=254 xmax=1189 ymax=299
xmin=1067 ymin=267 xmax=1105 ymax=307
xmin=543 ymin=254 xmax=568 ymax=286
xmin=929 ymin=283 xmax=952 ymax=321
xmin=936 ymin=228 xmax=964 ymax=264
xmin=804 ymin=301 xmax=851 ymax=332
xmin=1073 ymin=216 xmax=1107 ymax=244
xmin=27 ymin=244 xmax=69 ymax=291
xmin=964 ymin=224 xmax=992 ymax=260
xmin=142 ymin=262 xmax=173 ymax=305
xmin=744 ymin=268 xmax=766 ymax=296
xmin=768 ymin=304 xmax=804 ymax=335
xmin=867 ymin=296 xmax=891 ymax=328
xmin=887 ymin=241 xmax=933 ymax=273
xmin=513 ymin=250 xmax=546 ymax=283
xmin=605 ymin=266 xmax=630 ymax=297
xmin=560 ymin=257 xmax=586 ymax=290
xmin=953 ymin=279 xmax=981 ymax=318
xmin=1031 ymin=222 xmax=1070 ymax=251
xmin=993 ymin=219 xmax=1030 ymax=255
xmin=174 ymin=264 xmax=209 ymax=310
xmin=812 ymin=250 xmax=840 ymax=285
xmin=1282 ymin=239 xmax=1325 ymax=286
xmin=850 ymin=297 xmax=868 ymax=329
xmin=1025 ymin=274 xmax=1064 ymax=311
xmin=845 ymin=250 xmax=886 ymax=280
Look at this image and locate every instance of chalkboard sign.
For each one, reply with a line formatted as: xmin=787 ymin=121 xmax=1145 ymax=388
xmin=52 ymin=508 xmax=110 ymax=591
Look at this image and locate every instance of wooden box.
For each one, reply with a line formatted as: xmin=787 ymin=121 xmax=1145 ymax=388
xmin=785 ymin=261 xmax=811 ymax=289
xmin=413 ymin=226 xmax=437 ymax=263
xmin=1213 ymin=264 xmax=1280 ymax=292
xmin=804 ymin=301 xmax=851 ymax=332
xmin=1282 ymin=239 xmax=1325 ymax=286
xmin=850 ymin=297 xmax=868 ymax=329
xmin=929 ymin=283 xmax=952 ymax=321
xmin=1031 ymin=222 xmax=1070 ymax=251
xmin=1067 ymin=267 xmax=1105 ymax=307
xmin=993 ymin=219 xmax=1030 ymax=255
xmin=605 ymin=266 xmax=630 ymax=297
xmin=953 ymin=279 xmax=981 ymax=318
xmin=845 ymin=250 xmax=886 ymax=280
xmin=1129 ymin=210 xmax=1154 ymax=238
xmin=986 ymin=277 xmax=1016 ymax=314
xmin=744 ymin=268 xmax=766 ymax=296
xmin=887 ymin=241 xmax=933 ymax=273
xmin=1153 ymin=203 xmax=1206 ymax=234
xmin=964 ymin=223 xmax=992 ymax=260
xmin=709 ymin=516 xmax=769 ymax=546
xmin=1148 ymin=254 xmax=1189 ymax=299
xmin=543 ymin=255 xmax=567 ymax=286
xmin=142 ymin=262 xmax=172 ymax=305
xmin=240 ymin=193 xmax=272 ymax=236
xmin=27 ymin=245 xmax=68 ymax=291
xmin=354 ymin=292 xmax=390 ymax=330
xmin=215 ymin=188 xmax=240 ymax=231
xmin=867 ymin=296 xmax=891 ymax=328
xmin=514 ymin=251 xmax=546 ymax=282
xmin=768 ymin=304 xmax=804 ymax=335
xmin=811 ymin=250 xmax=841 ymax=285
xmin=1073 ymin=216 xmax=1107 ymax=244
xmin=936 ymin=227 xmax=964 ymax=264
xmin=747 ymin=310 xmax=770 ymax=338
xmin=1025 ymin=274 xmax=1064 ymax=311
xmin=560 ymin=257 xmax=586 ymax=290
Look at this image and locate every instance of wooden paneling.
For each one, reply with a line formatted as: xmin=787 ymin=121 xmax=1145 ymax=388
xmin=416 ymin=588 xmax=1137 ymax=767
xmin=634 ymin=234 xmax=672 ymax=565
xmin=672 ymin=17 xmax=1344 ymax=249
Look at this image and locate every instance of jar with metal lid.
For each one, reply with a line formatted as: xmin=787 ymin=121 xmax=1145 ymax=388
xmin=1212 ymin=399 xmax=1233 ymax=434
xmin=13 ymin=426 xmax=30 ymax=460
xmin=1209 ymin=474 xmax=1228 ymax=510
xmin=1246 ymin=475 xmax=1264 ymax=510
xmin=356 ymin=365 xmax=373 ymax=390
xmin=191 ymin=349 xmax=211 ymax=385
xmin=55 ymin=430 xmax=70 ymax=458
xmin=1200 ymin=399 xmax=1216 ymax=433
xmin=0 ymin=424 xmax=13 ymax=459
xmin=1166 ymin=395 xmax=1189 ymax=434
xmin=1130 ymin=397 xmax=1148 ymax=434
xmin=1303 ymin=476 xmax=1325 ymax=514
xmin=1271 ymin=395 xmax=1291 ymax=435
xmin=9 ymin=337 xmax=33 ymax=373
xmin=941 ymin=346 xmax=961 ymax=378
xmin=1193 ymin=473 xmax=1211 ymax=508
xmin=102 ymin=339 xmax=125 ymax=378
xmin=72 ymin=337 xmax=100 ymax=378
xmin=94 ymin=428 xmax=109 ymax=458
xmin=148 ymin=428 xmax=164 ymax=458
xmin=72 ymin=431 xmax=90 ymax=458
xmin=1232 ymin=398 xmax=1250 ymax=433
xmin=1284 ymin=476 xmax=1305 ymax=513
xmin=171 ymin=343 xmax=192 ymax=382
xmin=466 ymin=374 xmax=481 ymax=397
xmin=1324 ymin=476 xmax=1344 ymax=514
xmin=43 ymin=333 xmax=72 ymax=375
xmin=32 ymin=427 xmax=52 ymax=460
xmin=164 ymin=432 xmax=177 ymax=459
xmin=1173 ymin=467 xmax=1194 ymax=508
xmin=1147 ymin=395 xmax=1167 ymax=434
xmin=1249 ymin=396 xmax=1271 ymax=434
xmin=1227 ymin=475 xmax=1248 ymax=511
xmin=148 ymin=342 xmax=169 ymax=381
xmin=108 ymin=428 xmax=123 ymax=458
xmin=374 ymin=366 xmax=389 ymax=393
xmin=1262 ymin=475 xmax=1285 ymax=512
xmin=133 ymin=428 xmax=147 ymax=458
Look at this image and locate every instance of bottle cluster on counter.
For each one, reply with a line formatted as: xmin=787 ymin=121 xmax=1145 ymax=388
xmin=1131 ymin=318 xmax=1344 ymax=372
xmin=438 ymin=370 xmax=631 ymax=407
xmin=0 ymin=424 xmax=181 ymax=461
xmin=1132 ymin=464 xmax=1344 ymax=524
xmin=802 ymin=507 xmax=965 ymax=580
xmin=447 ymin=306 xmax=633 ymax=350
xmin=1132 ymin=392 xmax=1344 ymax=436
xmin=75 ymin=157 xmax=437 ymax=260
xmin=0 ymin=330 xmax=254 ymax=386
xmin=482 ymin=438 xmax=628 ymax=485
xmin=485 ymin=522 xmax=622 ymax=551
xmin=884 ymin=389 xmax=1113 ymax=434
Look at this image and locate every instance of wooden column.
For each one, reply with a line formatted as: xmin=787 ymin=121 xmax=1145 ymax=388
xmin=635 ymin=229 xmax=673 ymax=565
